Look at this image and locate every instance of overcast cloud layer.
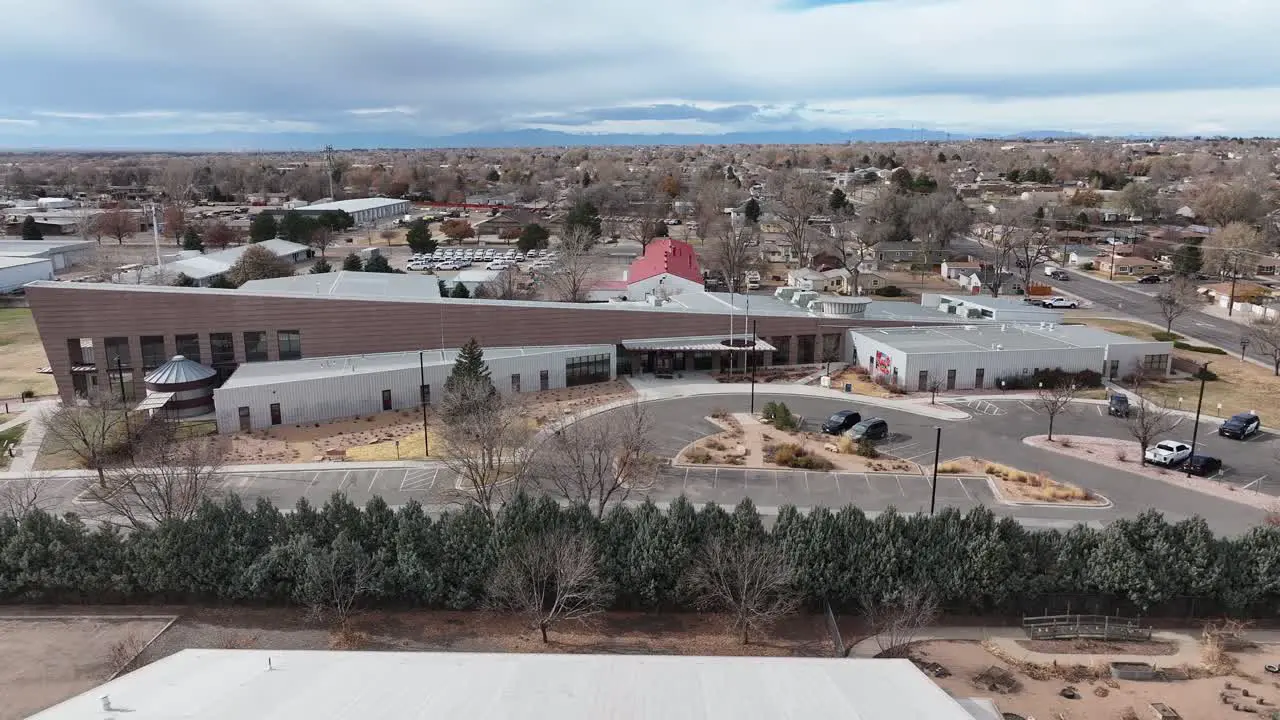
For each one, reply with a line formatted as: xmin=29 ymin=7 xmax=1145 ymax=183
xmin=1 ymin=0 xmax=1277 ymax=148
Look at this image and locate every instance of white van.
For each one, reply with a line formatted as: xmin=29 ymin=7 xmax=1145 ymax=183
xmin=745 ymin=270 xmax=762 ymax=290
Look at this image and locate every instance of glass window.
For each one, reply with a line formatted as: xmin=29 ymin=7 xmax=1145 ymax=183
xmin=175 ymin=334 xmax=200 ymax=363
xmin=565 ymin=353 xmax=611 ymax=387
xmin=103 ymin=337 xmax=131 ymax=368
xmin=771 ymin=336 xmax=790 ymax=363
xmin=243 ymin=331 xmax=268 ymax=363
xmin=210 ymin=333 xmax=235 ymax=365
xmin=797 ymin=335 xmax=815 ymax=364
xmin=277 ymin=330 xmax=301 ymax=361
xmin=140 ymin=335 xmax=166 ymax=369
xmin=1142 ymin=354 xmax=1169 ymax=372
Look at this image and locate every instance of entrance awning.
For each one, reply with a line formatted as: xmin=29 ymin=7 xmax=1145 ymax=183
xmin=134 ymin=391 xmax=174 ymax=413
xmin=621 ymin=335 xmax=777 ymax=352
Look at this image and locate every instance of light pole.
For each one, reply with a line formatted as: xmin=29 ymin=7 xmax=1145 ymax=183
xmin=1240 ymin=336 xmax=1251 ymax=363
xmin=749 ymin=320 xmax=758 ymax=414
xmin=419 ymin=350 xmax=430 ymax=457
xmin=929 ymin=427 xmax=941 ymax=515
xmin=115 ymin=355 xmax=133 ymax=458
xmin=1186 ymin=361 xmax=1211 ymax=478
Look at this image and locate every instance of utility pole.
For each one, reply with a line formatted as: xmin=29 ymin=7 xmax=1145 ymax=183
xmin=149 ymin=203 xmax=162 ymax=269
xmin=324 ymin=144 xmax=337 ymax=199
xmin=750 ymin=320 xmax=758 ymax=414
xmin=929 ymin=427 xmax=941 ymax=515
xmin=419 ymin=350 xmax=430 ymax=457
xmin=1185 ymin=362 xmax=1210 ymax=478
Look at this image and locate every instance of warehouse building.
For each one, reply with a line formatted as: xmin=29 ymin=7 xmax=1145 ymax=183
xmin=0 ymin=256 xmax=54 ymax=292
xmin=0 ymin=238 xmax=94 ymax=270
xmin=213 ymin=344 xmax=614 ymax=432
xmin=848 ymin=323 xmax=1172 ymax=391
xmin=293 ymin=197 xmax=411 ymax=224
xmin=31 ymin=649 xmax=998 ymax=720
xmin=145 ymin=239 xmax=312 ymax=286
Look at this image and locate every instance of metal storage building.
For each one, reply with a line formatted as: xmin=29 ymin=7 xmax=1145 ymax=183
xmin=294 ymin=198 xmax=411 ymax=225
xmin=0 ymin=256 xmax=54 ymax=292
xmin=0 ymin=239 xmax=94 ymax=270
xmin=848 ymin=323 xmax=1172 ymax=391
xmin=212 ymin=343 xmax=614 ymax=432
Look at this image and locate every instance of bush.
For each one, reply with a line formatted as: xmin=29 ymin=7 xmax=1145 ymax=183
xmin=837 ymin=435 xmax=855 ymax=455
xmin=762 ymin=401 xmax=798 ymax=431
xmin=855 ymin=437 xmax=879 ymax=458
xmin=873 ymin=285 xmax=903 ymax=297
xmin=1173 ymin=341 xmax=1228 ymax=355
xmin=765 ymin=442 xmax=834 ymax=470
xmin=20 ymin=389 xmax=35 ymax=400
xmin=685 ymin=448 xmax=712 ymax=464
xmin=937 ymin=461 xmax=965 ymax=474
xmin=1080 ymin=262 xmax=1094 ymax=270
xmin=1151 ymin=331 xmax=1182 ymax=342
xmin=996 ymin=367 xmax=1102 ymax=391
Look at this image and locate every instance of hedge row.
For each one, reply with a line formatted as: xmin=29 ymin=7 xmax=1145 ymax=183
xmin=1 ymin=494 xmax=1277 ymax=616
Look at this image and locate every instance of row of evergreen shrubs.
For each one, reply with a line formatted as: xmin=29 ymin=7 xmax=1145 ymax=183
xmin=0 ymin=493 xmax=1275 ymax=616
xmin=995 ymin=367 xmax=1104 ymax=391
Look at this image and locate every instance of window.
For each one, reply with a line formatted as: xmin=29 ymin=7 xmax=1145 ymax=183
xmin=511 ymin=373 xmax=521 ymax=392
xmin=772 ymin=336 xmax=790 ymax=363
xmin=243 ymin=331 xmax=268 ymax=363
xmin=277 ymin=330 xmax=302 ymax=361
xmin=566 ymin=353 xmax=611 ymax=387
xmin=103 ymin=337 xmax=131 ymax=368
xmin=1142 ymin=354 xmax=1169 ymax=372
xmin=540 ymin=370 xmax=550 ymax=391
xmin=237 ymin=406 xmax=251 ymax=432
xmin=140 ymin=336 xmax=166 ymax=370
xmin=175 ymin=334 xmax=200 ymax=363
xmin=210 ymin=333 xmax=235 ymax=365
xmin=382 ymin=389 xmax=393 ymax=411
xmin=797 ymin=335 xmax=815 ymax=364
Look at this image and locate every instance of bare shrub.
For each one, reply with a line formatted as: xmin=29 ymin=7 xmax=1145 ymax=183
xmin=531 ymin=403 xmax=659 ymax=519
xmin=862 ymin=587 xmax=939 ymax=657
xmin=107 ymin=633 xmax=145 ymax=674
xmin=684 ymin=538 xmax=799 ymax=645
xmin=487 ymin=531 xmax=611 ymax=643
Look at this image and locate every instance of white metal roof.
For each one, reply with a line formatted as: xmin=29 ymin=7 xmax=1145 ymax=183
xmin=0 ymin=255 xmax=51 ymax=270
xmin=851 ymin=323 xmax=1169 ymax=353
xmin=31 ymin=649 xmax=984 ymax=720
xmin=240 ymin=271 xmax=443 ymax=300
xmin=299 ymin=197 xmax=409 ymax=214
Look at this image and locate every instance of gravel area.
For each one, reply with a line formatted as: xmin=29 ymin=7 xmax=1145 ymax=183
xmin=1016 ymin=638 xmax=1180 ymax=656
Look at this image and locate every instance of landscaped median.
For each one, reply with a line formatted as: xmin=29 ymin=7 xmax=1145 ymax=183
xmin=936 ymin=455 xmax=1109 ymax=508
xmin=1025 ymin=434 xmax=1275 ymax=510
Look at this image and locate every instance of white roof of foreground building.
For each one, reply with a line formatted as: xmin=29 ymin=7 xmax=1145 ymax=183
xmin=240 ymin=270 xmax=443 ymax=300
xmin=851 ymin=322 xmax=1163 ymax=353
xmin=31 ymin=649 xmax=989 ymax=720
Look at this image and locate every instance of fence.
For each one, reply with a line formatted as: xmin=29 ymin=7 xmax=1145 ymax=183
xmin=1022 ymin=614 xmax=1152 ymax=641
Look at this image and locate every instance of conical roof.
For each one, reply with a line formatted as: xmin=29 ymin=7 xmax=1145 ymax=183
xmin=145 ymin=355 xmax=217 ymax=386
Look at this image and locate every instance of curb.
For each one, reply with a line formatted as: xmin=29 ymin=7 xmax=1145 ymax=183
xmin=983 ymin=476 xmax=1113 ymax=510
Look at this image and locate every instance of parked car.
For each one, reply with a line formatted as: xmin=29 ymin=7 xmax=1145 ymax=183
xmin=821 ymin=409 xmax=862 ymax=435
xmin=1219 ymin=413 xmax=1262 ymax=440
xmin=435 ymin=261 xmax=461 ymax=270
xmin=1050 ymin=270 xmax=1069 ymax=281
xmin=1041 ymin=296 xmax=1079 ymax=308
xmin=406 ymin=261 xmax=432 ymax=271
xmin=1183 ymin=455 xmax=1223 ymax=477
xmin=1107 ymin=394 xmax=1130 ymax=418
xmin=1144 ymin=440 xmax=1192 ymax=466
xmin=1137 ymin=275 xmax=1163 ymax=284
xmin=848 ymin=417 xmax=889 ymax=441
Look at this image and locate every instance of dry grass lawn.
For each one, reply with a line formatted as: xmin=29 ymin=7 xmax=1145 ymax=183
xmin=1072 ymin=316 xmax=1274 ymax=418
xmin=0 ymin=309 xmax=55 ymax=399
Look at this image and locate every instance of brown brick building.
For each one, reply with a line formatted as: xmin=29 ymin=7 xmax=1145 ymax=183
xmin=26 ymin=279 xmax=953 ymax=402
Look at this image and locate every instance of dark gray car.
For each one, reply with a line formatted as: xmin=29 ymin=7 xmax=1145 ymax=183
xmin=848 ymin=417 xmax=888 ymax=440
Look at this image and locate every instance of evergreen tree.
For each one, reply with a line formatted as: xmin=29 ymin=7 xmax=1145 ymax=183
xmin=446 ymin=337 xmax=492 ymax=391
xmin=937 ymin=151 xmax=948 ymax=163
xmin=309 ymin=258 xmax=332 ymax=274
xmin=342 ymin=253 xmax=364 ymax=271
xmin=517 ymin=223 xmax=550 ymax=252
xmin=20 ymin=216 xmax=42 ymax=240
xmin=743 ymin=197 xmax=761 ymax=224
xmin=249 ymin=213 xmax=278 ymax=243
xmin=450 ymin=281 xmax=471 ymax=298
xmin=172 ymin=272 xmax=197 ymax=287
xmin=364 ymin=254 xmax=394 ymax=273
xmin=829 ymin=187 xmax=847 ymax=212
xmin=405 ymin=219 xmax=436 ymax=254
xmin=1173 ymin=240 xmax=1203 ymax=275
xmin=564 ymin=199 xmax=602 ymax=239
xmin=181 ymin=225 xmax=203 ymax=251
xmin=486 ymin=168 xmax=500 ymax=182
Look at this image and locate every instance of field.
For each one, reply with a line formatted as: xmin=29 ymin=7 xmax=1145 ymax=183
xmin=1074 ymin=316 xmax=1275 ymax=418
xmin=0 ymin=616 xmax=174 ymax=720
xmin=0 ymin=309 xmax=55 ymax=400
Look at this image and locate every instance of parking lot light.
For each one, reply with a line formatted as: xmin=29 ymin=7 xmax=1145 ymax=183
xmin=1186 ymin=361 xmax=1211 ymax=478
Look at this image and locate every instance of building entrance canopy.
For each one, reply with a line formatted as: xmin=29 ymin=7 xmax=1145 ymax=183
xmin=621 ymin=334 xmax=777 ymax=352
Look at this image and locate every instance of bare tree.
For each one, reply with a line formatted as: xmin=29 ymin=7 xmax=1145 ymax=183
xmin=0 ymin=473 xmax=54 ymax=519
xmin=1191 ymin=183 xmax=1268 ymax=228
xmin=1155 ymin=278 xmax=1200 ymax=333
xmin=544 ymin=227 xmax=601 ymax=302
xmin=42 ymin=393 xmax=132 ymax=488
xmin=437 ymin=377 xmax=534 ymax=520
xmin=771 ymin=171 xmax=827 ymax=265
xmin=476 ymin=268 xmax=534 ymax=300
xmin=683 ymin=538 xmax=800 ymax=645
xmin=907 ymin=191 xmax=972 ymax=250
xmin=487 ymin=531 xmax=612 ymax=643
xmin=532 ymin=403 xmax=660 ymax=519
xmin=1248 ymin=317 xmax=1280 ymax=375
xmin=378 ymin=228 xmax=397 ymax=246
xmin=703 ymin=217 xmax=759 ymax=293
xmin=1116 ymin=181 xmax=1159 ymax=221
xmin=861 ymin=587 xmax=940 ymax=657
xmin=80 ymin=423 xmax=224 ymax=529
xmin=1034 ymin=380 xmax=1078 ymax=441
xmin=288 ymin=531 xmax=375 ymax=624
xmin=1204 ymin=221 xmax=1266 ymax=279
xmin=624 ymin=190 xmax=670 ymax=252
xmin=1125 ymin=397 xmax=1180 ymax=465
xmin=97 ymin=207 xmax=135 ymax=245
xmin=308 ymin=227 xmax=336 ymax=259
xmin=829 ymin=216 xmax=878 ymax=295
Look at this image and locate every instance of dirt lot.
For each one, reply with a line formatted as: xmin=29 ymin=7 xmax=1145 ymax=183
xmin=0 ymin=308 xmax=55 ymax=400
xmin=0 ymin=616 xmax=173 ymax=719
xmin=918 ymin=639 xmax=1280 ymax=720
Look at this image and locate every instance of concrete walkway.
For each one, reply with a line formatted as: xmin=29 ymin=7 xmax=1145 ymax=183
xmin=625 ymin=378 xmax=970 ymax=421
xmin=0 ymin=400 xmax=55 ymax=475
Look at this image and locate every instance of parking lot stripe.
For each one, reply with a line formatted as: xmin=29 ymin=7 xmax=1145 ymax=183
xmin=957 ymin=477 xmax=974 ymax=501
xmin=307 ymin=471 xmax=321 ymax=489
xmin=864 ymin=474 xmax=872 ymax=493
xmin=368 ymin=469 xmax=382 ymax=492
xmin=338 ymin=470 xmax=351 ymax=492
xmin=895 ymin=475 xmax=906 ymax=496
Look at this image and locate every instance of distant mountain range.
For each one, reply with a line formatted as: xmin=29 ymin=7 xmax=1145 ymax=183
xmin=1 ymin=127 xmax=1096 ymax=152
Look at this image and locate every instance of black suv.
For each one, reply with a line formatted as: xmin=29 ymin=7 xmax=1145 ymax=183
xmin=848 ymin=417 xmax=889 ymax=440
xmin=821 ymin=409 xmax=862 ymax=435
xmin=1137 ymin=274 xmax=1163 ymax=284
xmin=1183 ymin=455 xmax=1223 ymax=477
xmin=1219 ymin=413 xmax=1261 ymax=440
xmin=1108 ymin=394 xmax=1130 ymax=418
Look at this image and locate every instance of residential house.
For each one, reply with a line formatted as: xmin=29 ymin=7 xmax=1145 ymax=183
xmin=1256 ymin=256 xmax=1278 ymax=277
xmin=472 ymin=208 xmax=545 ymax=237
xmin=875 ymin=241 xmax=943 ymax=268
xmin=1097 ymin=255 xmax=1161 ymax=276
xmin=855 ymin=271 xmax=888 ymax=295
xmin=787 ymin=267 xmax=851 ymax=295
xmin=1068 ymin=248 xmax=1101 ymax=266
xmin=1199 ymin=280 xmax=1275 ymax=305
xmin=759 ymin=240 xmax=796 ymax=265
xmin=957 ymin=266 xmax=1015 ymax=295
xmin=940 ymin=260 xmax=981 ymax=281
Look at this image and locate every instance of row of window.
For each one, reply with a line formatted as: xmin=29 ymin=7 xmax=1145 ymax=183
xmin=203 ymin=330 xmax=302 ymax=365
xmin=566 ymin=354 xmax=611 ymax=387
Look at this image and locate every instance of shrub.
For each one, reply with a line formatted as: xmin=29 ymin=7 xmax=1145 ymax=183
xmin=763 ymin=401 xmax=798 ymax=431
xmin=710 ymin=407 xmax=729 ymax=419
xmin=837 ymin=435 xmax=855 ymax=455
xmin=996 ymin=367 xmax=1102 ymax=391
xmin=790 ymin=454 xmax=835 ymax=471
xmin=937 ymin=461 xmax=965 ymax=474
xmin=873 ymin=285 xmax=903 ymax=297
xmin=1173 ymin=341 xmax=1228 ymax=356
xmin=20 ymin=388 xmax=35 ymax=400
xmin=1080 ymin=261 xmax=1094 ymax=270
xmin=685 ymin=448 xmax=712 ymax=464
xmin=703 ymin=439 xmax=726 ymax=451
xmin=771 ymin=443 xmax=799 ymax=466
xmin=855 ymin=437 xmax=879 ymax=458
xmin=1115 ymin=448 xmax=1128 ymax=462
xmin=1151 ymin=331 xmax=1182 ymax=342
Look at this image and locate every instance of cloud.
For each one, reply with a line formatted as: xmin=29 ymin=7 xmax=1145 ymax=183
xmin=0 ymin=0 xmax=1279 ymax=146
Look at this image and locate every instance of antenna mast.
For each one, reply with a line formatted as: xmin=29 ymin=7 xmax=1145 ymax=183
xmin=324 ymin=144 xmax=337 ymax=199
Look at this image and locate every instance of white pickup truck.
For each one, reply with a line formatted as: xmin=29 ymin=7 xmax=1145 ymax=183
xmin=1040 ymin=296 xmax=1079 ymax=309
xmin=1145 ymin=440 xmax=1192 ymax=466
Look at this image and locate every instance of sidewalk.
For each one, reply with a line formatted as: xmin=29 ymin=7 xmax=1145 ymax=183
xmin=624 ymin=378 xmax=970 ymax=421
xmin=0 ymin=400 xmax=55 ymax=475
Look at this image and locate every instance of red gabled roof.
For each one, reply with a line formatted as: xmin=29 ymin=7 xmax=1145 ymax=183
xmin=626 ymin=238 xmax=702 ymax=285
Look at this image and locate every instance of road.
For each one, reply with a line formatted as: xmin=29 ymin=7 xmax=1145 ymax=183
xmin=953 ymin=236 xmax=1264 ymax=361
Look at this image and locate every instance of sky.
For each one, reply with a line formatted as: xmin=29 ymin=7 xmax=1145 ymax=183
xmin=1 ymin=0 xmax=1278 ymax=148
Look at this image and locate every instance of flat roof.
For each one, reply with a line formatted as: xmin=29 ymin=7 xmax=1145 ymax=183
xmin=31 ymin=649 xmax=982 ymax=720
xmin=219 ymin=344 xmax=610 ymax=388
xmin=0 ymin=255 xmax=51 ymax=270
xmin=299 ymin=197 xmax=410 ymax=214
xmin=240 ymin=271 xmax=442 ymax=300
xmin=0 ymin=239 xmax=94 ymax=254
xmin=851 ymin=323 xmax=1167 ymax=354
xmin=936 ymin=294 xmax=1059 ymax=311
